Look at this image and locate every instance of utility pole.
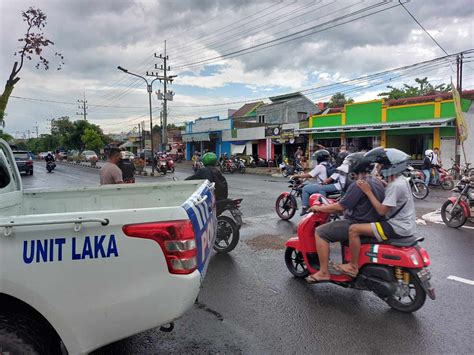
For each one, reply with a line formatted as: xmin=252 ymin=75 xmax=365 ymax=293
xmin=150 ymin=40 xmax=177 ymax=151
xmin=32 ymin=122 xmax=39 ymax=138
xmin=77 ymin=93 xmax=88 ymax=120
xmin=454 ymin=54 xmax=464 ymax=172
xmin=138 ymin=123 xmax=141 ymax=152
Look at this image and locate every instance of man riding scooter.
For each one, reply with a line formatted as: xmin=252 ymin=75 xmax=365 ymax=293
xmin=305 ymin=153 xmax=385 ymax=283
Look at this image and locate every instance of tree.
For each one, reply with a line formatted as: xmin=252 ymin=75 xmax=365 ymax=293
xmin=0 ymin=7 xmax=64 ymax=125
xmin=0 ymin=130 xmax=14 ymax=142
xmin=81 ymin=128 xmax=104 ymax=152
xmin=51 ymin=116 xmax=74 ymax=147
xmin=378 ymin=77 xmax=452 ymax=100
xmin=328 ymin=92 xmax=354 ymax=108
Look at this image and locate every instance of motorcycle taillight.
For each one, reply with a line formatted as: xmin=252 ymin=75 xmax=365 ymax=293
xmin=418 ymin=247 xmax=431 ymax=267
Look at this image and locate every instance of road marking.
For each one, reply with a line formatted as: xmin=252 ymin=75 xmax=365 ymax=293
xmin=447 ymin=275 xmax=474 ymax=285
xmin=416 ymin=218 xmax=426 ymax=225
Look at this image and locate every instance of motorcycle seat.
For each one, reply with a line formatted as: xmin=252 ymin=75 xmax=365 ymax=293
xmin=359 ymin=235 xmax=424 ymax=247
xmin=326 ymin=192 xmax=341 ymax=199
xmin=216 ymin=198 xmax=242 ymax=216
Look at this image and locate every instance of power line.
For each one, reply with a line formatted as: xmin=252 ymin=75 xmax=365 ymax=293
xmin=398 ymin=0 xmax=449 ymax=56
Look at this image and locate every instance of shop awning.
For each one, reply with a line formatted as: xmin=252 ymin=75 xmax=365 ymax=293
xmin=296 ymin=117 xmax=455 ymax=135
xmin=231 ymin=144 xmax=246 ymax=155
xmin=182 ymin=132 xmax=210 ymax=142
xmin=119 ymin=141 xmax=134 ymax=149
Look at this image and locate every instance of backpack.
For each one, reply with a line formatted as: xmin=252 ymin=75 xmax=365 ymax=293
xmin=322 ymin=161 xmax=337 ymax=178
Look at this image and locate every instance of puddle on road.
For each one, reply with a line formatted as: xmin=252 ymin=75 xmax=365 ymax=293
xmin=246 ymin=234 xmax=287 ymax=250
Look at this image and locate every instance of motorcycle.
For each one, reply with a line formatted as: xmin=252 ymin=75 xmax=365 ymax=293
xmin=158 ymin=158 xmax=168 ymax=175
xmin=415 ymin=167 xmax=454 ymax=190
xmin=280 ymin=161 xmax=303 ymax=178
xmin=46 ymin=161 xmax=56 ymax=173
xmin=404 ymin=166 xmax=429 ymax=200
xmin=165 ymin=157 xmax=175 ymax=173
xmin=284 ymin=194 xmax=435 ymax=313
xmin=219 ymin=159 xmax=236 ymax=174
xmin=275 ymin=177 xmax=341 ymax=220
xmin=214 ymin=198 xmax=243 ymax=253
xmin=440 ymin=175 xmax=474 ymax=228
xmin=193 ymin=160 xmax=203 ymax=172
xmin=233 ymin=157 xmax=246 ymax=174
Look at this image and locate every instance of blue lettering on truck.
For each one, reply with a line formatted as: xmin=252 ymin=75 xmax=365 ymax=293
xmin=23 ymin=234 xmax=119 ymax=264
xmin=182 ymin=183 xmax=216 ymax=275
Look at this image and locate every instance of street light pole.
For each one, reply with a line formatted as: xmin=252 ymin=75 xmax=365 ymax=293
xmin=117 ymin=66 xmax=159 ymax=175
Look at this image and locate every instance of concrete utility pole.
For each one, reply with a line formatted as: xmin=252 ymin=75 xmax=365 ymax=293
xmin=117 ymin=66 xmax=161 ymax=174
xmin=77 ymin=93 xmax=88 ymax=120
xmin=32 ymin=122 xmax=39 ymax=138
xmin=454 ymin=53 xmax=464 ymax=172
xmin=148 ymin=40 xmax=177 ymax=151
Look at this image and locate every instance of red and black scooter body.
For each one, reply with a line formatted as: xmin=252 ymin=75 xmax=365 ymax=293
xmin=284 ymin=194 xmax=435 ymax=312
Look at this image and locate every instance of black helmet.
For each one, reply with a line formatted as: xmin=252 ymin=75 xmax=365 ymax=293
xmin=312 ymin=149 xmax=330 ymax=163
xmin=365 ymin=147 xmax=409 ymax=177
xmin=344 ymin=152 xmax=372 ymax=174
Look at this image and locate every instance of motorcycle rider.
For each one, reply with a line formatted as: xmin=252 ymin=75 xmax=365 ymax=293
xmin=45 ymin=152 xmax=55 ymax=170
xmin=186 ymin=152 xmax=228 ymax=202
xmin=337 ymin=148 xmax=416 ymax=277
xmin=296 ymin=149 xmax=331 ymax=216
xmin=118 ymin=151 xmax=135 ymax=183
xmin=305 ymin=153 xmax=385 ymax=283
xmin=421 ymin=149 xmax=433 ymax=186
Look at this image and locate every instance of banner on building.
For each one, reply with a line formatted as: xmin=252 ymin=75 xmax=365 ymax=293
xmin=452 ymin=86 xmax=468 ymax=142
xmin=265 ymin=125 xmax=281 ymax=137
xmin=280 ymin=128 xmax=295 ymax=140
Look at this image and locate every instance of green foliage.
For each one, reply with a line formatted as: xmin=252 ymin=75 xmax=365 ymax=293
xmin=81 ymin=128 xmax=104 ymax=152
xmin=328 ymin=92 xmax=354 ymax=108
xmin=378 ymin=77 xmax=452 ymax=100
xmin=0 ymin=130 xmax=14 ymax=142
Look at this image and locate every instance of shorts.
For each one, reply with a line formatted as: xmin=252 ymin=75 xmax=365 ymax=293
xmin=316 ymin=219 xmax=350 ymax=243
xmin=370 ymin=221 xmax=406 ymax=242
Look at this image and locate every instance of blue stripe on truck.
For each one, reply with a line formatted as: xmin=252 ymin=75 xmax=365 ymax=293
xmin=181 ymin=183 xmax=216 ymax=276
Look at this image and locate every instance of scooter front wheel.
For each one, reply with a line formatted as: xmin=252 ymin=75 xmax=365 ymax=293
xmin=275 ymin=194 xmax=297 ymax=220
xmin=440 ymin=200 xmax=467 ymax=228
xmin=411 ymin=180 xmax=429 ymax=200
xmin=285 ymin=247 xmax=309 ymax=278
xmin=441 ymin=179 xmax=454 ymax=190
xmin=386 ymin=275 xmax=426 ymax=313
xmin=214 ymin=215 xmax=240 ymax=253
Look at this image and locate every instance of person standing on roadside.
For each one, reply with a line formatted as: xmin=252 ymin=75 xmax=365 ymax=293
xmin=100 ymin=147 xmax=123 ymax=185
xmin=336 ymin=144 xmax=349 ymax=167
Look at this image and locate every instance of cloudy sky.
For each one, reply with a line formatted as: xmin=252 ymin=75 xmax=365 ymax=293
xmin=0 ymin=0 xmax=473 ymax=137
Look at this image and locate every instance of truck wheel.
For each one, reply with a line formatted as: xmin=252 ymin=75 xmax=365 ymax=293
xmin=0 ymin=313 xmax=60 ymax=354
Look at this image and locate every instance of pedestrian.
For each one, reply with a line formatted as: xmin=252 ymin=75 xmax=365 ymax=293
xmin=294 ymin=146 xmax=303 ymax=165
xmin=432 ymin=147 xmax=441 ymax=184
xmin=335 ymin=144 xmax=349 ymax=166
xmin=100 ymin=147 xmax=123 ymax=185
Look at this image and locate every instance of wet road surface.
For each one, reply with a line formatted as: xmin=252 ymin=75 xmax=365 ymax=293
xmin=23 ymin=162 xmax=474 ymax=354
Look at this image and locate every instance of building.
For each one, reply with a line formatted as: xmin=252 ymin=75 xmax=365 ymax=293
xmin=182 ymin=116 xmax=233 ymax=160
xmin=297 ymin=90 xmax=474 ymax=164
xmin=232 ymin=101 xmax=265 ymax=128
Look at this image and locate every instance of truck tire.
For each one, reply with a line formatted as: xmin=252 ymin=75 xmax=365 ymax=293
xmin=0 ymin=313 xmax=60 ymax=354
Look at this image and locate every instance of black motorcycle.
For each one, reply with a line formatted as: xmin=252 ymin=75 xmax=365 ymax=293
xmin=233 ymin=157 xmax=246 ymax=174
xmin=214 ymin=198 xmax=243 ymax=253
xmin=281 ymin=161 xmax=303 ymax=177
xmin=46 ymin=161 xmax=56 ymax=173
xmin=404 ymin=166 xmax=429 ymax=200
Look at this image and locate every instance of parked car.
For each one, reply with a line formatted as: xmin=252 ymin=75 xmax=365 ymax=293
xmin=12 ymin=150 xmax=33 ymax=175
xmin=38 ymin=152 xmax=49 ymax=160
xmin=57 ymin=151 xmax=68 ymax=160
xmin=82 ymin=150 xmax=98 ymax=161
xmin=121 ymin=151 xmax=135 ymax=160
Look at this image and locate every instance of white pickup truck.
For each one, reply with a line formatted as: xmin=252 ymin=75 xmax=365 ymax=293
xmin=0 ymin=139 xmax=216 ymax=354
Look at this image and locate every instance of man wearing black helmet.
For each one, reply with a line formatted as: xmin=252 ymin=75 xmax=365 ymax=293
xmin=296 ymin=149 xmax=332 ymax=216
xmin=305 ymin=153 xmax=385 ymax=283
xmin=337 ymin=148 xmax=416 ymax=277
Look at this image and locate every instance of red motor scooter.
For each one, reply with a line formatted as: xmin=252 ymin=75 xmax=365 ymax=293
xmin=284 ymin=194 xmax=435 ymax=313
xmin=165 ymin=157 xmax=175 ymax=173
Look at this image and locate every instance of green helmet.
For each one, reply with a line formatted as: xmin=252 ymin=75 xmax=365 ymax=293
xmin=202 ymin=152 xmax=217 ymax=166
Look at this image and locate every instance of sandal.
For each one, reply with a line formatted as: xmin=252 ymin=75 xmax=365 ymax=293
xmin=335 ymin=264 xmax=358 ymax=278
xmin=305 ymin=274 xmax=330 ymax=284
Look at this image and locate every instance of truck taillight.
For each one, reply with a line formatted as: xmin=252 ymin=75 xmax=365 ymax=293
xmin=122 ymin=220 xmax=197 ymax=275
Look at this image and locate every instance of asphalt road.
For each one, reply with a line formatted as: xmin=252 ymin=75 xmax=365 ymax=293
xmin=23 ymin=162 xmax=474 ymax=354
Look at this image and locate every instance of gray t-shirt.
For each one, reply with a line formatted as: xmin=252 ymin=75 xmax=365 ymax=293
xmin=339 ymin=175 xmax=385 ymax=223
xmin=383 ymin=175 xmax=416 ymax=236
xmin=100 ymin=162 xmax=123 ymax=185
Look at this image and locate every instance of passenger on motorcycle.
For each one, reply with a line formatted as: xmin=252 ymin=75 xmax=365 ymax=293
xmin=296 ymin=149 xmax=331 ymax=215
xmin=305 ymin=153 xmax=385 ymax=283
xmin=337 ymin=148 xmax=416 ymax=277
xmin=421 ymin=149 xmax=433 ymax=186
xmin=45 ymin=152 xmax=55 ymax=163
xmin=186 ymin=152 xmax=228 ymax=201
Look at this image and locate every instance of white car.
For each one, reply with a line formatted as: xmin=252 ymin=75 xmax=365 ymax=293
xmin=121 ymin=151 xmax=135 ymax=160
xmin=0 ymin=139 xmax=216 ymax=354
xmin=38 ymin=152 xmax=49 ymax=159
xmin=82 ymin=150 xmax=98 ymax=161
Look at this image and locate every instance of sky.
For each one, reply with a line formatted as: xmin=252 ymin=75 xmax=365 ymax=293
xmin=0 ymin=0 xmax=473 ymax=137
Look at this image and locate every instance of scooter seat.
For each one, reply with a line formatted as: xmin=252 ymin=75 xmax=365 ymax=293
xmin=359 ymin=235 xmax=424 ymax=247
xmin=326 ymin=193 xmax=341 ymax=199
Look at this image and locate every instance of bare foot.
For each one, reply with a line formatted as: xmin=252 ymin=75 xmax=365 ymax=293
xmin=337 ymin=263 xmax=358 ymax=277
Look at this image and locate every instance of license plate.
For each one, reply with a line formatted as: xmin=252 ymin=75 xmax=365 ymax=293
xmin=417 ymin=268 xmax=431 ymax=282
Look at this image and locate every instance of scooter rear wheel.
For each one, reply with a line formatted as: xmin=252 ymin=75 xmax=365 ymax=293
xmin=285 ymin=247 xmax=309 ymax=278
xmin=214 ymin=215 xmax=240 ymax=253
xmin=275 ymin=194 xmax=297 ymax=220
xmin=441 ymin=179 xmax=454 ymax=190
xmin=386 ymin=275 xmax=426 ymax=313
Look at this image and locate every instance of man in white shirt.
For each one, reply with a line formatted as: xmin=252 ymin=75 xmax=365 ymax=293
xmin=296 ymin=150 xmax=330 ymax=215
xmin=432 ymin=147 xmax=441 ymax=184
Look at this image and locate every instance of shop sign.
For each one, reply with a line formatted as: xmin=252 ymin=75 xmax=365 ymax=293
xmin=265 ymin=125 xmax=282 ymax=137
xmin=280 ymin=129 xmax=295 ymax=140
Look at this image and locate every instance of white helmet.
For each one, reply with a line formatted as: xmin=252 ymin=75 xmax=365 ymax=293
xmin=425 ymin=149 xmax=434 ymax=158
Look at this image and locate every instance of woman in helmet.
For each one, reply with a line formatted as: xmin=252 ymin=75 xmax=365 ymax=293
xmin=337 ymin=147 xmax=416 ymax=277
xmin=186 ymin=152 xmax=228 ymax=201
xmin=421 ymin=149 xmax=434 ymax=186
